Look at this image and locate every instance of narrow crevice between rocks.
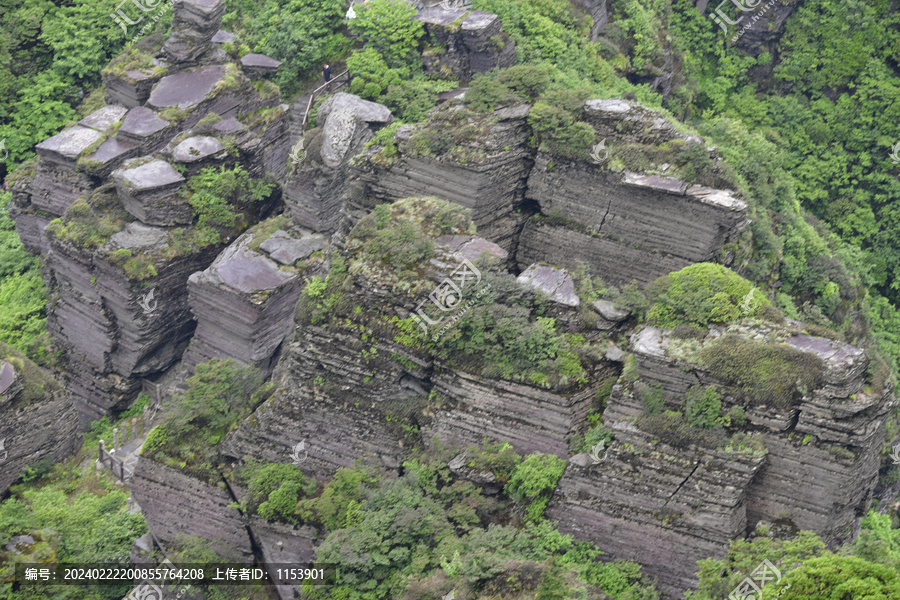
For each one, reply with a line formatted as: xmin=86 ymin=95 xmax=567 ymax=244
xmin=664 ymin=458 xmax=701 ymax=506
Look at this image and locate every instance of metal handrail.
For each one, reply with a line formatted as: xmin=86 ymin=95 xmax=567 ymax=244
xmin=300 ymin=69 xmax=351 ymax=134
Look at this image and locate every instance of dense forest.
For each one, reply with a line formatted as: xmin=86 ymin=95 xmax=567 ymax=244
xmin=1 ymin=0 xmax=900 ymax=598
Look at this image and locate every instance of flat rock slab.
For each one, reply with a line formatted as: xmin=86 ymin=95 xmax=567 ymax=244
xmin=436 ymin=235 xmax=508 ymax=262
xmin=148 ymin=66 xmax=225 ymax=110
xmin=211 ymin=29 xmax=237 ymax=43
xmin=621 ymin=171 xmax=688 ymax=195
xmin=119 ymin=107 xmax=170 ymax=138
xmin=259 ymin=231 xmax=327 ymax=265
xmin=108 ymin=222 xmax=170 ymax=253
xmin=0 ymin=361 xmax=16 ymax=396
xmin=114 ymin=159 xmax=185 ymax=191
xmin=516 ymin=264 xmax=579 ymax=307
xmin=79 ymin=105 xmax=128 ymax=132
xmin=786 ymin=334 xmax=865 ymax=369
xmin=172 ymin=136 xmax=226 ymax=162
xmin=461 ymin=11 xmax=499 ymax=31
xmin=240 ymin=53 xmax=281 ymax=69
xmin=211 ymin=240 xmax=296 ymax=294
xmin=85 ymin=138 xmax=138 ymax=166
xmin=686 ymin=185 xmax=746 ymax=211
xmin=584 ymin=98 xmax=631 ymax=114
xmin=213 ymin=117 xmax=247 ymax=136
xmin=418 ymin=6 xmax=469 ymax=25
xmin=35 ymin=126 xmax=103 ymax=161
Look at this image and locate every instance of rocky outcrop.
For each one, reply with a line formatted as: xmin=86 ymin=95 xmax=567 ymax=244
xmin=522 ymin=158 xmax=748 ymax=285
xmin=283 ymin=93 xmax=394 ymax=233
xmin=247 ymin=516 xmax=318 ymax=600
xmin=182 ymin=225 xmax=326 ymax=373
xmin=163 ymin=0 xmax=227 ymax=67
xmin=346 ymin=104 xmax=532 ymax=251
xmin=548 ymin=423 xmax=766 ymax=596
xmin=428 ymin=365 xmax=595 ymax=456
xmin=550 ymin=323 xmax=897 ymax=595
xmin=0 ymin=356 xmax=80 ymax=494
xmin=131 ymin=456 xmax=253 ymax=560
xmin=418 ymin=7 xmax=516 ymax=82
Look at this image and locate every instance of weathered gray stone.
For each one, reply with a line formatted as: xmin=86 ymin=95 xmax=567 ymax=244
xmin=35 ymin=126 xmax=103 ymax=164
xmin=240 ymin=53 xmax=282 ymax=79
xmin=258 ymin=231 xmax=328 ymax=265
xmin=103 ymin=69 xmax=165 ymax=108
xmin=82 ymin=138 xmax=140 ymax=178
xmin=79 ymin=105 xmax=129 ymax=132
xmin=516 ymin=264 xmax=579 ymax=307
xmin=112 ymin=159 xmax=189 ymax=226
xmin=418 ymin=7 xmax=516 ymax=82
xmin=0 ymin=362 xmax=18 ymax=399
xmin=592 ymin=300 xmax=630 ymax=322
xmin=108 ymin=222 xmax=170 ymax=254
xmin=436 ymin=235 xmax=508 ymax=263
xmin=147 ymin=66 xmax=226 ymax=110
xmin=317 ymin=92 xmax=394 ymax=126
xmin=211 ymin=29 xmax=237 ymax=43
xmin=116 ymin=107 xmax=174 ymax=153
xmin=172 ymin=135 xmax=227 ymax=163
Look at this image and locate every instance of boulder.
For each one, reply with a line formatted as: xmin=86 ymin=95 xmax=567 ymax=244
xmin=240 ymin=53 xmax=282 ymax=79
xmin=116 ymin=107 xmax=175 ymax=154
xmin=516 ymin=264 xmax=579 ymax=307
xmin=112 ymin=159 xmax=190 ymax=226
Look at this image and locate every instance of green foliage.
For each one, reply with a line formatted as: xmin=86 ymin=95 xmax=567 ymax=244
xmin=464 ymin=440 xmax=522 ymax=482
xmin=222 ymin=0 xmax=347 ymax=96
xmin=141 ymin=358 xmax=267 ymax=479
xmin=580 ymin=426 xmax=613 ymax=453
xmin=528 ymin=101 xmax=594 ymax=161
xmin=0 ymin=462 xmax=148 ymax=600
xmin=296 ymin=254 xmax=350 ymax=325
xmin=236 ymin=461 xmax=316 ymax=523
xmin=683 ymin=386 xmax=722 ymax=429
xmin=771 ymin=555 xmax=900 ymax=600
xmin=0 ymin=194 xmax=47 ymax=356
xmin=183 ymin=164 xmax=276 ymax=245
xmin=349 ymin=0 xmax=424 ymax=68
xmin=699 ymin=334 xmax=825 ymax=410
xmin=639 ymin=384 xmax=665 ymax=416
xmin=505 ymin=454 xmax=566 ymax=522
xmin=296 ymin=467 xmax=382 ymax=530
xmin=347 ymin=47 xmax=408 ymax=100
xmin=46 ymin=185 xmax=129 ymax=248
xmin=636 ymin=410 xmax=721 ymax=448
xmin=646 ymin=263 xmax=769 ymax=328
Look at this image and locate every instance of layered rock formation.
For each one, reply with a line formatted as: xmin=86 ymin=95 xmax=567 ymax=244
xmin=418 ymin=7 xmax=516 ymax=82
xmin=0 ymin=354 xmax=80 ymax=494
xmin=14 ymin=0 xmax=288 ymax=424
xmin=549 ymin=322 xmax=897 ymax=595
xmin=283 ymin=92 xmax=394 ymax=233
xmin=182 ymin=223 xmax=327 ymax=373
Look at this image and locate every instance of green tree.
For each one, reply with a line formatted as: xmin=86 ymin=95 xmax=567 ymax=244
xmin=349 ymin=0 xmax=424 ymax=68
xmin=506 ymin=453 xmax=566 ymax=523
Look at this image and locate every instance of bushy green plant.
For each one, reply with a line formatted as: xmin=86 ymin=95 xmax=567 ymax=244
xmin=237 ymin=461 xmax=317 ymax=523
xmin=683 ymin=386 xmax=722 ymax=429
xmin=506 ymin=453 xmax=566 ymax=522
xmin=646 ymin=263 xmax=769 ymax=328
xmin=640 ymin=384 xmax=665 ymax=415
xmin=699 ymin=334 xmax=825 ymax=410
xmin=349 ymin=0 xmax=424 ymax=68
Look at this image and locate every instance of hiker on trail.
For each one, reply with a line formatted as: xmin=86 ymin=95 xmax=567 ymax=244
xmin=323 ymin=64 xmax=332 ymax=92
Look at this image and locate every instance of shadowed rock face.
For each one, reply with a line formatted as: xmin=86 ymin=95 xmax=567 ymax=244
xmin=417 ymin=7 xmax=516 ymax=82
xmin=0 ymin=358 xmax=80 ymax=495
xmin=113 ymin=159 xmax=190 ymax=226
